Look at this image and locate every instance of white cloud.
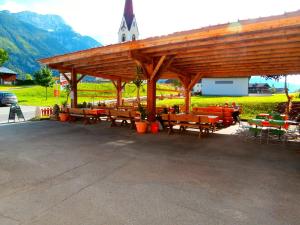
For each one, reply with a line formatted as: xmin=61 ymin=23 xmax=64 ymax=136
xmin=1 ymin=0 xmax=300 ymax=45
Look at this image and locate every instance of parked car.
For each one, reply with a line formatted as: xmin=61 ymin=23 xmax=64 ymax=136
xmin=0 ymin=92 xmax=18 ymax=106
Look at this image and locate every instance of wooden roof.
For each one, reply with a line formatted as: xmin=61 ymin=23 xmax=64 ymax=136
xmin=39 ymin=10 xmax=300 ymax=81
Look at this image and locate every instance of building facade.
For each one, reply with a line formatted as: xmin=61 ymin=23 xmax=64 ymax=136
xmin=201 ymin=78 xmax=249 ymax=96
xmin=0 ymin=67 xmax=17 ymax=85
xmin=118 ymin=0 xmax=139 ymax=43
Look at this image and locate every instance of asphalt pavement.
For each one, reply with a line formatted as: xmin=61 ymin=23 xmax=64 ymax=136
xmin=0 ymin=105 xmax=37 ymax=123
xmin=0 ymin=121 xmax=299 ymax=225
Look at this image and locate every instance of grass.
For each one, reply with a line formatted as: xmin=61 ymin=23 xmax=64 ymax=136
xmin=1 ymin=84 xmax=298 ymax=120
xmin=0 ymin=83 xmax=176 ymax=107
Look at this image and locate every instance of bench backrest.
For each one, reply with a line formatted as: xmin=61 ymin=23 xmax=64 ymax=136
xmin=199 ymin=115 xmax=210 ymax=123
xmin=161 ymin=114 xmax=169 ymax=121
xmin=109 ymin=109 xmax=132 ymax=118
xmin=167 ymin=114 xmax=199 ymax=123
xmin=84 ymin=109 xmax=97 ymax=115
xmin=68 ymin=108 xmax=84 ymax=115
xmin=193 ymin=111 xmax=223 ymax=118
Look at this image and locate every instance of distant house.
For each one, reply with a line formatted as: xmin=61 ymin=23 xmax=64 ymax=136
xmin=192 ymin=81 xmax=202 ymax=94
xmin=249 ymin=83 xmax=271 ymax=94
xmin=274 ymin=88 xmax=286 ymax=93
xmin=202 ymin=78 xmax=249 ymax=96
xmin=0 ymin=67 xmax=17 ymax=85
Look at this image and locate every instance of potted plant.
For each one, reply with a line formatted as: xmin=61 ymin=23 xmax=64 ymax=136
xmin=135 ymin=104 xmax=148 ymax=134
xmin=59 ymin=101 xmax=69 ymax=122
xmin=52 ymin=104 xmax=60 ymax=120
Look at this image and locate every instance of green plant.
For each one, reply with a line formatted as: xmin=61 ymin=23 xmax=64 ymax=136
xmin=61 ymin=100 xmax=67 ymax=108
xmin=34 ymin=66 xmax=54 ymax=100
xmin=53 ymin=104 xmax=60 ymax=117
xmin=132 ymin=66 xmax=145 ymax=104
xmin=64 ymin=84 xmax=71 ymax=104
xmin=263 ymin=75 xmax=292 ymax=114
xmin=137 ymin=103 xmax=147 ymax=121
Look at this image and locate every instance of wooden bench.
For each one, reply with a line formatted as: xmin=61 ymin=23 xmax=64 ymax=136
xmin=161 ymin=114 xmax=217 ymax=137
xmin=67 ymin=108 xmax=101 ymax=124
xmin=192 ymin=106 xmax=237 ymax=126
xmin=108 ymin=109 xmax=139 ymax=129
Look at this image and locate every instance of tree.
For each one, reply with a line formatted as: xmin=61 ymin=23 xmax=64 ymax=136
xmin=132 ymin=66 xmax=145 ymax=104
xmin=264 ymin=75 xmax=292 ymax=114
xmin=64 ymin=84 xmax=71 ymax=104
xmin=25 ymin=74 xmax=33 ymax=80
xmin=0 ymin=48 xmax=9 ymax=66
xmin=34 ymin=66 xmax=54 ymax=100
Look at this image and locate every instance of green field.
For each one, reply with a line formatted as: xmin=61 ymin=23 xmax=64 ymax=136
xmin=1 ymin=84 xmax=299 ymax=120
xmin=0 ymin=83 xmax=175 ymax=106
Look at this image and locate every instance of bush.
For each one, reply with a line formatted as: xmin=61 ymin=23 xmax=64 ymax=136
xmin=16 ymin=79 xmax=35 ymax=86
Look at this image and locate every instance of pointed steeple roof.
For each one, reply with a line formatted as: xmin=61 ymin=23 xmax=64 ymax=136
xmin=123 ymin=0 xmax=135 ymax=30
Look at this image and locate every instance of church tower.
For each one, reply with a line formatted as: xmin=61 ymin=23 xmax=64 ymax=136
xmin=118 ymin=0 xmax=139 ymax=43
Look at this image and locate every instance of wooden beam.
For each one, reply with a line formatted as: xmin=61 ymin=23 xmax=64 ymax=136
xmin=112 ymin=80 xmax=117 ymax=89
xmin=167 ymin=66 xmax=191 ymax=79
xmin=61 ymin=72 xmax=71 ymax=84
xmin=129 ymin=50 xmax=153 ymax=63
xmin=77 ymin=74 xmax=86 ymax=83
xmin=122 ymin=82 xmax=127 ymax=89
xmin=71 ymin=69 xmax=77 ymax=108
xmin=188 ymin=73 xmax=203 ymax=91
xmin=150 ymin=55 xmax=166 ymax=81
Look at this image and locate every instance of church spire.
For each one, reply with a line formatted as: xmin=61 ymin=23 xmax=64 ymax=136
xmin=118 ymin=0 xmax=139 ymax=43
xmin=124 ymin=0 xmax=134 ymax=29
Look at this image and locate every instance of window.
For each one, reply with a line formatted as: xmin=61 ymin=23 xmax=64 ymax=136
xmin=122 ymin=34 xmax=126 ymax=42
xmin=215 ymin=81 xmax=234 ymax=84
xmin=132 ymin=34 xmax=136 ymax=41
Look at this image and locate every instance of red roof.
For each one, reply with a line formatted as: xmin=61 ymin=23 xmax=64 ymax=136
xmin=123 ymin=0 xmax=134 ymax=30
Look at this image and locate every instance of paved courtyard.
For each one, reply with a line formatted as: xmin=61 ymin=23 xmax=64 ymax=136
xmin=0 ymin=121 xmax=299 ymax=225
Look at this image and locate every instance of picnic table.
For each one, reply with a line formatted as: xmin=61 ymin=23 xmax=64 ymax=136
xmin=249 ymin=119 xmax=286 ymax=127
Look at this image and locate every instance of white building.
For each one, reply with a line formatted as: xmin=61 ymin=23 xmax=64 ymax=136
xmin=201 ymin=78 xmax=249 ymax=96
xmin=118 ymin=0 xmax=139 ymax=43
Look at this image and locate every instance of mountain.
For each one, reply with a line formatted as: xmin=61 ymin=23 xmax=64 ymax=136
xmin=0 ymin=10 xmax=101 ymax=74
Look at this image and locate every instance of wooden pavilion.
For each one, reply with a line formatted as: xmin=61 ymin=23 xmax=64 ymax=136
xmin=39 ymin=10 xmax=300 ymax=121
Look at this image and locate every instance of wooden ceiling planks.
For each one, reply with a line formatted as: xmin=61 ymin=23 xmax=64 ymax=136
xmin=39 ymin=10 xmax=300 ymax=80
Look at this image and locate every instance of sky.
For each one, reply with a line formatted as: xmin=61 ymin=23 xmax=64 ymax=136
xmin=0 ymin=0 xmax=300 ymax=86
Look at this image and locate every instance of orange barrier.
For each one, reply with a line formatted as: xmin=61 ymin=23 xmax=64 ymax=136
xmin=36 ymin=107 xmax=53 ymax=119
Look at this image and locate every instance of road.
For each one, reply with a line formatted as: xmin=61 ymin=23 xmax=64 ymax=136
xmin=0 ymin=106 xmax=37 ymax=123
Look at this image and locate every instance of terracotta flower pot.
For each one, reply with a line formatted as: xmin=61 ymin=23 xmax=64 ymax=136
xmin=135 ymin=121 xmax=148 ymax=134
xmin=59 ymin=113 xmax=69 ymax=122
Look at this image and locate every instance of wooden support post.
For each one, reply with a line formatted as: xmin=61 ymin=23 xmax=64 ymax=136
xmin=71 ymin=69 xmax=78 ymax=108
xmin=132 ymin=54 xmax=169 ymax=122
xmin=116 ymin=78 xmax=122 ymax=107
xmin=112 ymin=78 xmax=125 ymax=107
xmin=184 ymin=89 xmax=191 ymax=113
xmin=178 ymin=76 xmax=192 ymax=113
xmin=147 ymin=77 xmax=157 ymax=122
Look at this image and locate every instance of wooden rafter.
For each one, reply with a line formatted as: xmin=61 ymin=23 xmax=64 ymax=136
xmin=77 ymin=74 xmax=86 ymax=83
xmin=188 ymin=73 xmax=203 ymax=91
xmin=61 ymin=72 xmax=71 ymax=83
xmin=150 ymin=55 xmax=166 ymax=81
